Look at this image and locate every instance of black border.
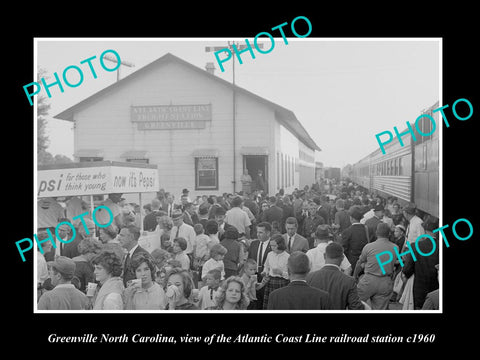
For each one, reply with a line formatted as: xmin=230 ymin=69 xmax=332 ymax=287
xmin=8 ymin=5 xmax=479 ymax=353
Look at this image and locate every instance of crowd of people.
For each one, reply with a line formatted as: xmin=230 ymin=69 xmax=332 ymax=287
xmin=36 ymin=181 xmax=439 ymax=311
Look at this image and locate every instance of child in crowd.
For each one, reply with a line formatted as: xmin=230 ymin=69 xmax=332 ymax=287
xmin=239 ymin=258 xmax=266 ymax=310
xmin=161 ymin=233 xmax=174 ymax=253
xmin=197 ymin=269 xmax=222 ymax=310
xmin=202 ymin=244 xmax=227 ymax=281
xmin=173 ymin=237 xmax=190 ymax=271
xmin=192 ymin=223 xmax=210 ymax=288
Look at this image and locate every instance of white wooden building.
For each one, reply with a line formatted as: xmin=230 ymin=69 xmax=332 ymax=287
xmin=55 ymin=53 xmax=320 ymax=199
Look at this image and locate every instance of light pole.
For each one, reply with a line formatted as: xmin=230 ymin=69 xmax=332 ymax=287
xmin=205 ymin=41 xmax=263 ymax=194
xmin=102 ymin=54 xmax=135 ymax=82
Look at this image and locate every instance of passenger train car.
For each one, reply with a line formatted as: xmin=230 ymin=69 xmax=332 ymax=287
xmin=351 ymin=102 xmax=439 ymax=218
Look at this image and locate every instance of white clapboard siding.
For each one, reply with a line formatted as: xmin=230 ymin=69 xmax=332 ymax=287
xmin=73 ymin=59 xmax=276 ymax=197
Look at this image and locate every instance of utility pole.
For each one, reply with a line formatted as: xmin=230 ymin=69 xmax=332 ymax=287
xmin=205 ymin=41 xmax=263 ymax=194
xmin=102 ymin=54 xmax=135 ymax=82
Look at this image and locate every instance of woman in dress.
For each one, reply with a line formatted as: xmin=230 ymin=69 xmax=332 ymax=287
xmin=261 ymin=234 xmax=290 ymax=309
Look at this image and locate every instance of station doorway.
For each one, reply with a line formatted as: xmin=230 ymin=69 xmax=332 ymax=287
xmin=243 ymin=155 xmax=268 ymax=194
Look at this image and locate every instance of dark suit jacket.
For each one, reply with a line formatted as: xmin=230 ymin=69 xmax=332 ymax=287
xmin=365 ymin=216 xmax=382 ymax=242
xmin=45 ymin=234 xmax=82 ymax=261
xmin=123 ymin=245 xmax=150 ymax=286
xmin=403 ymin=237 xmax=439 ymax=309
xmin=267 ymin=281 xmax=331 ymax=310
xmin=340 ymin=223 xmax=369 ymax=270
xmin=218 ymin=222 xmax=237 ymax=241
xmin=62 ymin=235 xmax=83 ymax=259
xmin=143 ymin=212 xmax=158 ymax=232
xmin=306 ymin=264 xmax=364 ymax=310
xmin=282 ymin=233 xmax=309 ymax=253
xmin=316 ymin=206 xmax=330 ymax=225
xmin=247 ymin=239 xmax=271 ymax=274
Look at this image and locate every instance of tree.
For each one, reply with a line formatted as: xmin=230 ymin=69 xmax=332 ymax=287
xmin=37 ymin=69 xmax=51 ymax=163
xmin=37 ymin=68 xmax=73 ymax=165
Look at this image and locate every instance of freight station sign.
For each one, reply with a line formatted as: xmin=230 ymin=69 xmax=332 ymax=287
xmin=131 ymin=104 xmax=212 ymax=130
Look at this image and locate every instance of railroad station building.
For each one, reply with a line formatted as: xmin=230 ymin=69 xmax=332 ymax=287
xmin=55 ymin=53 xmax=321 ymax=199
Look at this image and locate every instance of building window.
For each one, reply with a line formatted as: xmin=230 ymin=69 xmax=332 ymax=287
xmin=126 ymin=158 xmax=149 ymax=164
xmin=195 ymin=157 xmax=218 ymax=190
xmin=79 ymin=157 xmax=103 ymax=162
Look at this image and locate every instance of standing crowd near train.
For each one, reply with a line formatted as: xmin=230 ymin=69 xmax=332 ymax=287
xmin=36 ymin=180 xmax=439 ymax=311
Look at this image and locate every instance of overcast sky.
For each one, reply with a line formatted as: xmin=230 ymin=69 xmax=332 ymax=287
xmin=36 ymin=38 xmax=440 ymax=168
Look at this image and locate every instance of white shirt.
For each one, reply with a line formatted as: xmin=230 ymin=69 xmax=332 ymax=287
xmin=360 ymin=209 xmax=374 ymax=224
xmin=306 ymin=241 xmax=351 ymax=272
xmin=257 ymin=240 xmax=269 ymax=271
xmin=202 ymin=258 xmax=225 ymax=280
xmin=406 ymin=215 xmax=425 ymax=244
xmin=37 ymin=251 xmax=49 ymax=285
xmin=170 ymin=222 xmax=196 ymax=254
xmin=198 ymin=285 xmax=221 ymax=310
xmin=286 ymin=235 xmax=295 ymax=252
xmin=225 ymin=207 xmax=251 ymax=234
xmin=263 ymin=251 xmax=290 ymax=279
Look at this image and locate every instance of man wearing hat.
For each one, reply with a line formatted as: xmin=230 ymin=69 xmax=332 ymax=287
xmin=181 ymin=188 xmax=192 ymax=203
xmin=365 ymin=204 xmax=385 ymax=243
xmin=170 ymin=209 xmax=196 ymax=257
xmin=220 ymin=227 xmax=244 ymax=278
xmin=354 ymin=222 xmax=399 ymax=310
xmin=306 ymin=225 xmax=352 ymax=274
xmin=403 ymin=203 xmax=425 ymax=244
xmin=37 ymin=256 xmax=88 ymax=310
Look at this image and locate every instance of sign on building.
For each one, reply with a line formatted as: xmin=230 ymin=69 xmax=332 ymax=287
xmin=131 ymin=104 xmax=212 ymax=130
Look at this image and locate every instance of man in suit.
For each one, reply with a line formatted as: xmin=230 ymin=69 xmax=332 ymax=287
xmin=261 ymin=196 xmax=284 ymax=229
xmin=302 ymin=201 xmax=326 ymax=249
xmin=340 ymin=207 xmax=369 ymax=272
xmin=247 ymin=222 xmax=272 ymax=310
xmin=268 ymin=251 xmax=331 ymax=310
xmin=118 ymin=225 xmax=150 ymax=287
xmin=313 ymin=197 xmax=330 ymax=225
xmin=283 ymin=217 xmax=309 ymax=253
xmin=161 ymin=192 xmax=175 ymax=218
xmin=307 ymin=242 xmax=364 ymax=310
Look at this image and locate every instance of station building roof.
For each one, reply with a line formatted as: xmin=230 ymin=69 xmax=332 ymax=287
xmin=55 ymin=52 xmax=321 ymax=152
